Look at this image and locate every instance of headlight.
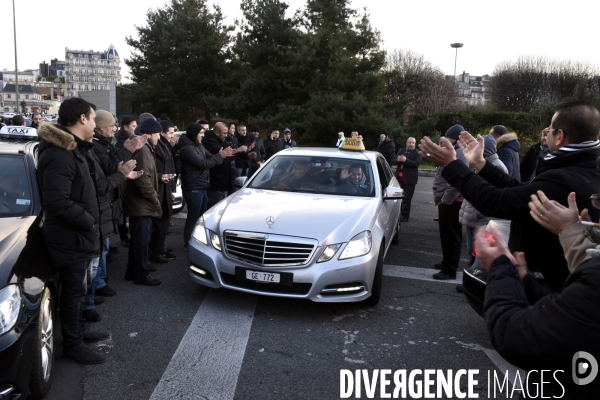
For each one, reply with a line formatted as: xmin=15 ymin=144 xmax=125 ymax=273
xmin=317 ymin=244 xmax=341 ymax=263
xmin=339 ymin=231 xmax=372 ymax=260
xmin=209 ymin=231 xmax=222 ymax=251
xmin=0 ymin=284 xmax=21 ymax=335
xmin=192 ymin=216 xmax=208 ymax=245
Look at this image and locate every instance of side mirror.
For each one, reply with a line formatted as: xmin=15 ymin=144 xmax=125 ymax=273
xmin=234 ymin=176 xmax=248 ymax=190
xmin=384 ymin=187 xmax=403 ymax=200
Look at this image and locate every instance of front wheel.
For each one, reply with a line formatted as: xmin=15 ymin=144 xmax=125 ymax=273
xmin=30 ymin=287 xmax=55 ymax=398
xmin=362 ymin=244 xmax=384 ymax=306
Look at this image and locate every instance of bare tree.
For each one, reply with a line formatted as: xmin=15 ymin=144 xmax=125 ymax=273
xmin=490 ymin=55 xmax=600 ymax=111
xmin=381 ymin=49 xmax=454 ymax=119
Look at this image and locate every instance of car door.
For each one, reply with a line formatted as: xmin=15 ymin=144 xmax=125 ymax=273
xmin=375 ymin=157 xmax=398 ymax=244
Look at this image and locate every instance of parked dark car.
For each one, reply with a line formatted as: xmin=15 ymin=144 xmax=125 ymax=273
xmin=0 ymin=126 xmax=59 ymax=399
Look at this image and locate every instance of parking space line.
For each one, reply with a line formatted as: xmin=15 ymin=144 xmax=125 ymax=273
xmin=384 ymin=264 xmax=462 ymax=284
xmin=150 ymin=290 xmax=257 ymax=400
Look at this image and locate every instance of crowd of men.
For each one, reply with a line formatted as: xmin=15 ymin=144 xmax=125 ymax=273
xmin=29 ymin=97 xmax=600 ymax=396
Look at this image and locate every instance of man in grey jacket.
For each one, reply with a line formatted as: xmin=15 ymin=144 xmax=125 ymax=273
xmin=431 ymin=125 xmax=468 ymax=280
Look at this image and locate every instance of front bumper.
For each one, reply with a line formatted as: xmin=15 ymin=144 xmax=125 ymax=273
xmin=0 ymin=315 xmax=36 ymax=399
xmin=187 ymin=237 xmax=379 ymax=302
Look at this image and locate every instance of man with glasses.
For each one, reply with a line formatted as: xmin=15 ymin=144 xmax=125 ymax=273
xmin=420 ymin=101 xmax=600 ymax=291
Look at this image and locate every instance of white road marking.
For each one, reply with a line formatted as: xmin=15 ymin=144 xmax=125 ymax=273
xmin=383 ymin=264 xmax=463 ymax=284
xmin=150 ymin=290 xmax=257 ymax=400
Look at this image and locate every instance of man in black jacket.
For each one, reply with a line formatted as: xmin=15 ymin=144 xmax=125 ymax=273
xmin=420 ymin=101 xmax=600 ymax=290
xmin=394 ymin=137 xmax=422 ymax=222
xmin=249 ymin=125 xmax=266 ymax=176
xmin=202 ymin=122 xmax=237 ymax=208
xmin=149 ymin=120 xmax=177 ymax=262
xmin=37 ymin=98 xmax=110 ymax=364
xmin=178 ymin=123 xmax=234 ymax=248
xmin=378 ymin=134 xmax=396 ymax=166
xmin=264 ymin=128 xmax=284 ymax=160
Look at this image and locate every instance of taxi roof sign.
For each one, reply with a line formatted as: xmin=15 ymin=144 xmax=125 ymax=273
xmin=0 ymin=125 xmax=39 ymax=141
xmin=339 ymin=137 xmax=365 ymax=151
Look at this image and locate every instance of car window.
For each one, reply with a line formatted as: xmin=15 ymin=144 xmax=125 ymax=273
xmin=0 ymin=155 xmax=33 ymax=217
xmin=376 ymin=157 xmax=391 ymax=192
xmin=248 ymin=155 xmax=374 ymax=197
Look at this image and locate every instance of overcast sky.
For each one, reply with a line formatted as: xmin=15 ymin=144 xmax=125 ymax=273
xmin=2 ymin=0 xmax=599 ymax=81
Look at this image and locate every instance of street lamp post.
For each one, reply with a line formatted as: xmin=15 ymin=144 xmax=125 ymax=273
xmin=12 ymin=0 xmax=19 ymax=113
xmin=450 ymin=43 xmax=464 ymax=81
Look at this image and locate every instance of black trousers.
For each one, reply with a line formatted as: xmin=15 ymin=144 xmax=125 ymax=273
xmin=400 ymin=183 xmax=416 ymax=218
xmin=58 ymin=259 xmax=92 ymax=349
xmin=438 ymin=201 xmax=463 ymax=275
xmin=149 ymin=215 xmax=170 ymax=257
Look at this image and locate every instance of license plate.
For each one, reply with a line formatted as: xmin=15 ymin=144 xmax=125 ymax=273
xmin=246 ymin=270 xmax=280 ymax=283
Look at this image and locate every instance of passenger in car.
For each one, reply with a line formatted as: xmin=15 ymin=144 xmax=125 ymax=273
xmin=337 ymin=163 xmax=370 ymax=194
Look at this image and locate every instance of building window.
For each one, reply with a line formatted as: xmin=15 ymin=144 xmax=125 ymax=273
xmin=7 ymin=94 xmax=11 ymax=99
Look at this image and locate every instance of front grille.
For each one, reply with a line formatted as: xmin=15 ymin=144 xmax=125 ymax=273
xmin=224 ymin=231 xmax=316 ymax=267
xmin=221 ymin=272 xmax=312 ymax=295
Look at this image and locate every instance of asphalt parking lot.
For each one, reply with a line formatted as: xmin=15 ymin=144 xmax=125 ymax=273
xmin=46 ymin=175 xmax=519 ymax=400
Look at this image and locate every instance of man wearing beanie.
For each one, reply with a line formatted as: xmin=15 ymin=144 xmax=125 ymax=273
xmin=431 ymin=124 xmax=468 ymax=280
xmin=89 ymin=111 xmax=144 ymax=304
xmin=123 ymin=118 xmax=163 ymax=286
xmin=489 ymin=125 xmax=521 ymax=181
xmin=177 ymin=123 xmax=235 ymax=249
xmin=283 ymin=128 xmax=296 ymax=149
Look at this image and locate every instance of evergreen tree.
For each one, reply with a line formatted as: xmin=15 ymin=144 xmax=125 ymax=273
xmin=225 ymin=0 xmax=301 ymax=121
xmin=125 ymin=0 xmax=232 ymax=118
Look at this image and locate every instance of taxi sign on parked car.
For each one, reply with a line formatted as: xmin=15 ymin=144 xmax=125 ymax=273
xmin=339 ymin=137 xmax=365 ymax=151
xmin=0 ymin=126 xmax=38 ymax=141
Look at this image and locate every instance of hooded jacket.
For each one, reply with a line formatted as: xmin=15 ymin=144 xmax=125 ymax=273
xmin=496 ymin=132 xmax=521 ymax=181
xmin=122 ymin=142 xmax=162 ymax=218
xmin=37 ymin=124 xmax=101 ymax=267
xmin=176 ymin=134 xmax=223 ymax=192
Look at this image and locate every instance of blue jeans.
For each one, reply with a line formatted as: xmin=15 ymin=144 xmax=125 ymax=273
xmin=59 ymin=259 xmax=94 ymax=349
xmin=82 ymin=257 xmax=99 ymax=312
xmin=465 ymin=226 xmax=474 ymax=260
xmin=126 ymin=216 xmax=153 ymax=280
xmin=95 ymin=236 xmax=112 ymax=290
xmin=183 ymin=189 xmax=208 ymax=247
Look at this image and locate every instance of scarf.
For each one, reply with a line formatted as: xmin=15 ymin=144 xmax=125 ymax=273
xmin=544 ymin=140 xmax=600 ymax=161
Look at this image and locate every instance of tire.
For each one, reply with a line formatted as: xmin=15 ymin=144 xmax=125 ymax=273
xmin=391 ymin=217 xmax=401 ymax=245
xmin=30 ymin=287 xmax=55 ymax=398
xmin=362 ymin=244 xmax=384 ymax=306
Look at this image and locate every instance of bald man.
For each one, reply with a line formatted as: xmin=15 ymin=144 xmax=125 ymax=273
xmin=202 ymin=122 xmax=237 ymax=207
xmin=394 ymin=137 xmax=422 ymax=222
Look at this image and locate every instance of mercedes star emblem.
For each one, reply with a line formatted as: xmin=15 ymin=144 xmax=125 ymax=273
xmin=266 ymin=216 xmax=275 ymax=227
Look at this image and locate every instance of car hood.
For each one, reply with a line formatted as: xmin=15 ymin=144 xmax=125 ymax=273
xmin=0 ymin=217 xmax=36 ymax=285
xmin=208 ymin=189 xmax=378 ymax=245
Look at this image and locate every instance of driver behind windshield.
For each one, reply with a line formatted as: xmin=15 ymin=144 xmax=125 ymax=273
xmin=338 ymin=163 xmax=370 ymax=194
xmin=276 ymin=160 xmax=311 ymax=189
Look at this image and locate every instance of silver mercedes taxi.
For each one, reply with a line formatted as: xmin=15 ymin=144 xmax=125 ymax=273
xmin=187 ymin=145 xmax=403 ymax=305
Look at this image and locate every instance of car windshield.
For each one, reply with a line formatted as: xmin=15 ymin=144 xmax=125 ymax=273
xmin=248 ymin=155 xmax=374 ymax=197
xmin=0 ymin=155 xmax=33 ymax=218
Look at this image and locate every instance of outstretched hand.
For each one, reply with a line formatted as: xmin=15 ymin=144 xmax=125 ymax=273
xmin=117 ymin=160 xmax=137 ymax=177
xmin=340 ymin=165 xmax=350 ymax=181
xmin=126 ymin=170 xmax=144 ymax=180
xmin=457 ymin=131 xmax=486 ymax=171
xmin=418 ymin=136 xmax=456 ymax=166
xmin=528 ymin=191 xmax=582 ymax=235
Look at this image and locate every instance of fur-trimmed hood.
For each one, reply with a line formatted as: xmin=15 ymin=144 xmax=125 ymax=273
xmin=495 ymin=132 xmax=520 ymax=150
xmin=38 ymin=123 xmax=78 ymax=151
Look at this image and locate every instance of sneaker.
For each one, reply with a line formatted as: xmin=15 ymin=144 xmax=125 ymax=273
xmin=134 ymin=274 xmax=162 ymax=286
xmin=82 ymin=331 xmax=109 ymax=343
xmin=95 ymin=285 xmax=116 ymax=297
xmin=94 ymin=297 xmax=105 ymax=306
xmin=82 ymin=309 xmax=102 ymax=322
xmin=64 ymin=346 xmax=106 ymax=364
xmin=432 ymin=272 xmax=456 ymax=280
xmin=149 ymin=255 xmax=169 ymax=264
